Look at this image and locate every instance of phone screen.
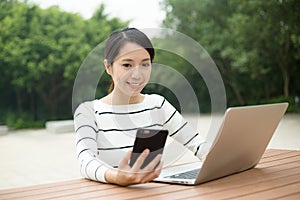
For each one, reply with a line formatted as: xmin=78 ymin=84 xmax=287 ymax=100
xmin=129 ymin=129 xmax=168 ymax=169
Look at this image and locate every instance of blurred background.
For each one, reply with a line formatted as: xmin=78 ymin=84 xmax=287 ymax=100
xmin=0 ymin=0 xmax=299 ymax=189
xmin=0 ymin=0 xmax=300 ymax=129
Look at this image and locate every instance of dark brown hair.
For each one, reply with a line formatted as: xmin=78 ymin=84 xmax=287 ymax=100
xmin=104 ymin=28 xmax=155 ymax=93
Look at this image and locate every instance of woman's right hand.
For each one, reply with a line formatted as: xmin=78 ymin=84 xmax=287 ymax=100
xmin=105 ymin=149 xmax=163 ymax=186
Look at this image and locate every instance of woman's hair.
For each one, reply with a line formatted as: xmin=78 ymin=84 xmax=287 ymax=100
xmin=104 ymin=27 xmax=155 ymax=93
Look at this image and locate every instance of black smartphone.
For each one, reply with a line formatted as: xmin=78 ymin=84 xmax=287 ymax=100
xmin=129 ymin=129 xmax=168 ymax=169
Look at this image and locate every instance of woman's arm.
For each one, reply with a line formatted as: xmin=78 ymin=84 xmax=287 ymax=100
xmin=162 ymin=98 xmax=207 ymax=158
xmin=74 ymin=102 xmax=109 ymax=183
xmin=74 ymin=102 xmax=163 ymax=186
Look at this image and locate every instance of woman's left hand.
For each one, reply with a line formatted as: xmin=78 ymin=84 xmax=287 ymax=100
xmin=105 ymin=149 xmax=163 ymax=186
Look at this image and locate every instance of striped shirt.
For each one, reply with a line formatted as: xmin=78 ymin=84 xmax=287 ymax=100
xmin=74 ymin=94 xmax=205 ymax=183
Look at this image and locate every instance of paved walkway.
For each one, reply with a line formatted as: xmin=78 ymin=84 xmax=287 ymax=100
xmin=0 ymin=129 xmax=80 ymax=189
xmin=0 ymin=114 xmax=299 ymax=189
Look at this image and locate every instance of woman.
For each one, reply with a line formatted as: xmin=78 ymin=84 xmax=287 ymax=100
xmin=74 ymin=27 xmax=205 ymax=186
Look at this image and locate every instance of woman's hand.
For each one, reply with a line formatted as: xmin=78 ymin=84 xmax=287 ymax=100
xmin=105 ymin=149 xmax=163 ymax=186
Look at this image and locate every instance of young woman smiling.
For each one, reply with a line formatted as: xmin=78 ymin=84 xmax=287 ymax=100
xmin=74 ymin=28 xmax=205 ymax=186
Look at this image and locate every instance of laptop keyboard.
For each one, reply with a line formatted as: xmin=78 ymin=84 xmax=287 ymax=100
xmin=166 ymin=168 xmax=200 ymax=179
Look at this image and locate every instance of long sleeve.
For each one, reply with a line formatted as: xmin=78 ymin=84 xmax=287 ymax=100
xmin=161 ymin=98 xmax=206 ymax=159
xmin=74 ymin=102 xmax=109 ymax=183
xmin=73 ymin=94 xmax=207 ymax=183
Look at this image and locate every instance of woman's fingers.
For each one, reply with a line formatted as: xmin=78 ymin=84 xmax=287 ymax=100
xmin=138 ymin=153 xmax=163 ymax=183
xmin=132 ymin=149 xmax=150 ymax=171
xmin=116 ymin=149 xmax=164 ymax=185
xmin=118 ymin=150 xmax=132 ymax=168
xmin=141 ymin=160 xmax=164 ymax=183
xmin=142 ymin=153 xmax=162 ymax=172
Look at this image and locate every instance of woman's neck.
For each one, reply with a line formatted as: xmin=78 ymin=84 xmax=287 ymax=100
xmin=101 ymin=91 xmax=145 ymax=105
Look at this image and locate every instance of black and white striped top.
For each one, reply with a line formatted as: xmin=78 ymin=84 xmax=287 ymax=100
xmin=74 ymin=94 xmax=205 ymax=183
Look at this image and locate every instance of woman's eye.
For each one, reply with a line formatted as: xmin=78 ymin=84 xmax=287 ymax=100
xmin=122 ymin=63 xmax=132 ymax=68
xmin=141 ymin=63 xmax=150 ymax=67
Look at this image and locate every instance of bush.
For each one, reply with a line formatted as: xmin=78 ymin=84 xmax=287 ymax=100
xmin=261 ymin=96 xmax=300 ymax=113
xmin=5 ymin=112 xmax=45 ymax=129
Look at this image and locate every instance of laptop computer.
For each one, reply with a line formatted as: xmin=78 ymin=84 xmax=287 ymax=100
xmin=154 ymin=102 xmax=288 ymax=185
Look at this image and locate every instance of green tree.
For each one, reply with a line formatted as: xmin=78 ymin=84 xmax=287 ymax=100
xmin=161 ymin=0 xmax=300 ymax=107
xmin=0 ymin=0 xmax=127 ymax=127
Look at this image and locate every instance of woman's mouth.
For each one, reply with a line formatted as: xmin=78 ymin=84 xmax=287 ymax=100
xmin=127 ymin=82 xmax=143 ymax=89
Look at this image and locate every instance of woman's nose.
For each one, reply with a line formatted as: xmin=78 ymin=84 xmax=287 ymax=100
xmin=130 ymin=66 xmax=141 ymax=78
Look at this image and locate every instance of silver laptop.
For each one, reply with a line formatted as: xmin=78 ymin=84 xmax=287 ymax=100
xmin=154 ymin=102 xmax=288 ymax=185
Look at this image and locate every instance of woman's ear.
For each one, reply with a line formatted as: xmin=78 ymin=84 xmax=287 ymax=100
xmin=104 ymin=59 xmax=112 ymax=75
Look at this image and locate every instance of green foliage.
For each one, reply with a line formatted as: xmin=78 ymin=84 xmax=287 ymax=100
xmin=0 ymin=0 xmax=127 ymax=128
xmin=5 ymin=111 xmax=45 ymax=129
xmin=1 ymin=0 xmax=299 ymax=129
xmin=161 ymin=0 xmax=300 ymax=110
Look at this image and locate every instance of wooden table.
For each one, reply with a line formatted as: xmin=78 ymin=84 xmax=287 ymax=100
xmin=1 ymin=149 xmax=300 ymax=200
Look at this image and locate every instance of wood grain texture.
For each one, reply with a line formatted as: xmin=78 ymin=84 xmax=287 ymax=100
xmin=1 ymin=149 xmax=299 ymax=200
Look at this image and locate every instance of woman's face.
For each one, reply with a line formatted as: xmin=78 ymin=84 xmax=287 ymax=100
xmin=105 ymin=42 xmax=152 ymax=97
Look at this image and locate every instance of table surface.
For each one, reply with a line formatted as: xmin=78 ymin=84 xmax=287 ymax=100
xmin=1 ymin=149 xmax=300 ymax=200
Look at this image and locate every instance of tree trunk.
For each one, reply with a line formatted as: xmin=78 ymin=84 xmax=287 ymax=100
xmin=15 ymin=89 xmax=23 ymax=117
xmin=283 ymin=69 xmax=290 ymax=98
xmin=230 ymin=82 xmax=245 ymax=105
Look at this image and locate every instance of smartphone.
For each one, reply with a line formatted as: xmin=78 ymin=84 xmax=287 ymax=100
xmin=129 ymin=129 xmax=168 ymax=169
